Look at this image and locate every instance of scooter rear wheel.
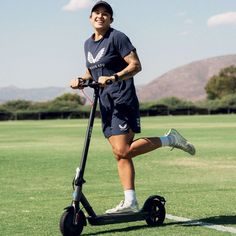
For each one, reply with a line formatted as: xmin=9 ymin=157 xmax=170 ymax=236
xmin=60 ymin=209 xmax=85 ymax=236
xmin=145 ymin=197 xmax=166 ymax=226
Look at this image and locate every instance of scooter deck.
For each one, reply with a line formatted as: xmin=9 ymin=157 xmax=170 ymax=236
xmin=87 ymin=210 xmax=148 ymax=225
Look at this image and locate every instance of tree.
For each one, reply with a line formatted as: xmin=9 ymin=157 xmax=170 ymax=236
xmin=219 ymin=94 xmax=236 ymax=108
xmin=158 ymin=97 xmax=194 ymax=109
xmin=53 ymin=93 xmax=86 ymax=105
xmin=2 ymin=100 xmax=33 ymax=111
xmin=205 ymin=65 xmax=236 ymax=99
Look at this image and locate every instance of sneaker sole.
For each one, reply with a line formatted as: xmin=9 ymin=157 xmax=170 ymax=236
xmin=105 ymin=208 xmax=139 ymax=214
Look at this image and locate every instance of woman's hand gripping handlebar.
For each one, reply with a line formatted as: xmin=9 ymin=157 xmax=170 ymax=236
xmin=70 ymin=77 xmax=88 ymax=90
xmin=70 ymin=76 xmax=114 ymax=90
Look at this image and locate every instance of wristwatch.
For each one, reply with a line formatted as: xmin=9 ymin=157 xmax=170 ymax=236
xmin=113 ymin=74 xmax=120 ymax=82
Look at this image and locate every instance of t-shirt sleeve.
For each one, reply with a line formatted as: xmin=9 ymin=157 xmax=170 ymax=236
xmin=113 ymin=31 xmax=136 ymax=58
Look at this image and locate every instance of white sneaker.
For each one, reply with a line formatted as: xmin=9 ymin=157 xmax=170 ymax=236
xmin=105 ymin=200 xmax=139 ymax=214
xmin=166 ymin=129 xmax=196 ymax=156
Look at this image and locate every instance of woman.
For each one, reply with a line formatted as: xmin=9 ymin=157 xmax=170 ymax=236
xmin=70 ymin=1 xmax=195 ymax=214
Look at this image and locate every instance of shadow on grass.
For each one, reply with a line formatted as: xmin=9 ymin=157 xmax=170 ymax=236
xmin=82 ymin=215 xmax=236 ymax=235
xmin=82 ymin=224 xmax=149 ymax=235
xmin=165 ymin=215 xmax=236 ymax=227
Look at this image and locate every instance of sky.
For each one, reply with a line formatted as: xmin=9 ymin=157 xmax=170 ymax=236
xmin=0 ymin=0 xmax=236 ymax=88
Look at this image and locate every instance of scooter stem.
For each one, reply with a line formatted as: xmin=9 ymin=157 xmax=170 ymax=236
xmin=75 ymin=87 xmax=99 ymax=187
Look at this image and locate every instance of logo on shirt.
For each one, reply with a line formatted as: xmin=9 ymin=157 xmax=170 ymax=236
xmin=87 ymin=48 xmax=105 ymax=64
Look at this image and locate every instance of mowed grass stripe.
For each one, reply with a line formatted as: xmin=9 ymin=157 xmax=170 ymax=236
xmin=166 ymin=214 xmax=236 ymax=234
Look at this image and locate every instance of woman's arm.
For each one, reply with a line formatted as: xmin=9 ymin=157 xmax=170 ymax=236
xmin=117 ymin=50 xmax=142 ymax=80
xmin=98 ymin=50 xmax=142 ymax=85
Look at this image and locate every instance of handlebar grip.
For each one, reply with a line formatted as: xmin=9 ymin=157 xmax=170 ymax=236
xmin=105 ymin=79 xmax=113 ymax=85
xmin=77 ymin=78 xmax=94 ymax=88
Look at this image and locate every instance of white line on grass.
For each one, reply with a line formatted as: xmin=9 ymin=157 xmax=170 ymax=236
xmin=166 ymin=214 xmax=236 ymax=234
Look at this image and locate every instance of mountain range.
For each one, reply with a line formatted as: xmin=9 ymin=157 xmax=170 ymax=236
xmin=0 ymin=86 xmax=70 ymax=104
xmin=137 ymin=54 xmax=236 ymax=102
xmin=1 ymin=54 xmax=236 ymax=104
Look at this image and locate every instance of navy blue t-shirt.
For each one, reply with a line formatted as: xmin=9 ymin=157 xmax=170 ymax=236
xmin=84 ymin=28 xmax=139 ymax=109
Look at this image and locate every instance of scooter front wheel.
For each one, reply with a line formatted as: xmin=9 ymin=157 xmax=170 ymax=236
xmin=60 ymin=208 xmax=86 ymax=236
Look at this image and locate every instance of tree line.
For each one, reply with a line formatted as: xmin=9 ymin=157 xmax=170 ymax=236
xmin=1 ymin=65 xmax=236 ymax=120
xmin=140 ymin=65 xmax=236 ymax=113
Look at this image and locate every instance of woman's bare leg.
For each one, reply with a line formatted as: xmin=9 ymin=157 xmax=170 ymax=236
xmin=108 ymin=130 xmax=162 ymax=190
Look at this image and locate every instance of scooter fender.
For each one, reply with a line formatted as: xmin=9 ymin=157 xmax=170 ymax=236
xmin=142 ymin=195 xmax=166 ymax=211
xmin=63 ymin=205 xmax=74 ymax=211
xmin=63 ymin=206 xmax=87 ymax=226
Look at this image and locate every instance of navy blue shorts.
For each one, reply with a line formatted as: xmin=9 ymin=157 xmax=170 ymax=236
xmin=100 ymin=103 xmax=141 ymax=138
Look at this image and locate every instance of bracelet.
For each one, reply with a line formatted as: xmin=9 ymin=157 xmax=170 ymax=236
xmin=113 ymin=74 xmax=120 ymax=82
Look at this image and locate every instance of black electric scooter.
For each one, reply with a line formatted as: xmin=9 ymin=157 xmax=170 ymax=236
xmin=59 ymin=80 xmax=166 ymax=236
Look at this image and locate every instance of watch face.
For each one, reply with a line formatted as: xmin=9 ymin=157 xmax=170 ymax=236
xmin=114 ymin=74 xmax=119 ymax=81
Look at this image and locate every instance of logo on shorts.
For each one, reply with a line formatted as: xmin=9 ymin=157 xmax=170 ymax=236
xmin=119 ymin=124 xmax=128 ymax=131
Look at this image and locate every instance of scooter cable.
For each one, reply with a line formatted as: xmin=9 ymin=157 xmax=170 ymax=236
xmin=81 ymin=89 xmax=94 ymax=106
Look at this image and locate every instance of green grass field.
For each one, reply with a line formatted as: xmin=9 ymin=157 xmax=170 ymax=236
xmin=0 ymin=115 xmax=236 ymax=236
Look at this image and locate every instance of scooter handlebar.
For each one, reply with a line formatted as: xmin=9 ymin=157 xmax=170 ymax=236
xmin=105 ymin=79 xmax=113 ymax=85
xmin=78 ymin=79 xmax=99 ymax=89
xmin=79 ymin=78 xmax=113 ymax=89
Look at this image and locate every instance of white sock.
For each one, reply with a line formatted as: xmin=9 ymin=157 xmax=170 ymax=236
xmin=160 ymin=134 xmax=176 ymax=146
xmin=160 ymin=136 xmax=170 ymax=146
xmin=124 ymin=189 xmax=137 ymax=204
